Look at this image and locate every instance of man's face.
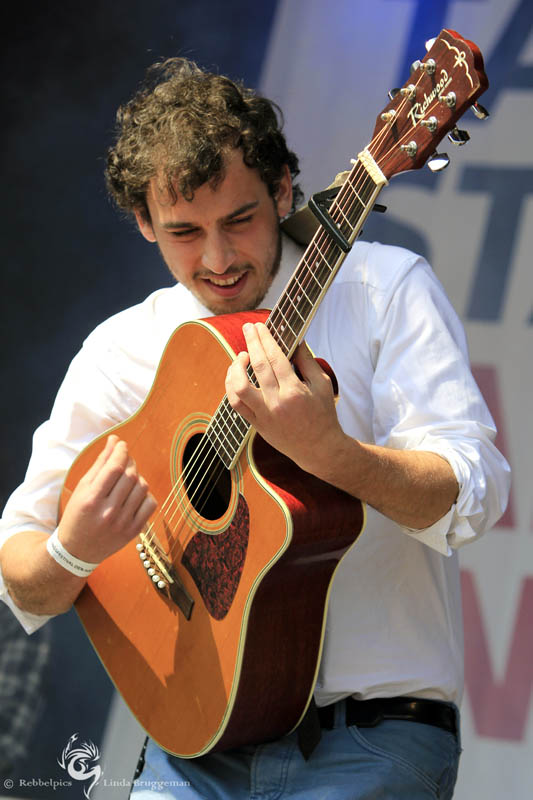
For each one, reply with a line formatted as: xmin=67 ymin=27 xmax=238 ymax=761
xmin=135 ymin=150 xmax=293 ymax=315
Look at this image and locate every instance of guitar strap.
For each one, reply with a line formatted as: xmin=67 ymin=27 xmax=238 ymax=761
xmin=296 ymin=697 xmax=323 ymax=760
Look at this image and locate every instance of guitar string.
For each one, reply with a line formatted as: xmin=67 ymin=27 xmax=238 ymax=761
xmin=139 ymin=66 xmax=447 ymax=567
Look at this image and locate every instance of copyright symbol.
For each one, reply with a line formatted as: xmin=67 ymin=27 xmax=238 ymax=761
xmin=3 ymin=779 xmax=14 ymax=789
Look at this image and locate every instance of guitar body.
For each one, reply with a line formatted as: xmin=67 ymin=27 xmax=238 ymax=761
xmin=60 ymin=309 xmax=364 ymax=757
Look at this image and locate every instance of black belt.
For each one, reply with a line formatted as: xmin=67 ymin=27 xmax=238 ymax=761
xmin=318 ymin=696 xmax=457 ymax=735
xmin=298 ymin=696 xmax=458 ymax=760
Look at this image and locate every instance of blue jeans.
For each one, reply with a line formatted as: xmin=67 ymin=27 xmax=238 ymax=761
xmin=131 ymin=700 xmax=461 ymax=799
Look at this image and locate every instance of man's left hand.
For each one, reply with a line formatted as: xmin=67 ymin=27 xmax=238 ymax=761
xmin=225 ymin=322 xmax=345 ymax=475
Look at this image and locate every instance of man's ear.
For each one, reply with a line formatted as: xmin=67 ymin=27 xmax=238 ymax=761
xmin=134 ymin=208 xmax=157 ymax=243
xmin=275 ymin=164 xmax=293 ymax=220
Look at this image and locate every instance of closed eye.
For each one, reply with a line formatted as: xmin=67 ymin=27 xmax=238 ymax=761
xmin=227 ymin=214 xmax=253 ymax=227
xmin=170 ymin=227 xmax=199 ymax=238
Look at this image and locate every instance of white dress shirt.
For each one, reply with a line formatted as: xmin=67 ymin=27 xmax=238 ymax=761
xmin=0 ymin=236 xmax=510 ymax=705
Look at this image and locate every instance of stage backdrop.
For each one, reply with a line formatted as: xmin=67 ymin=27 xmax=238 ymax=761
xmin=261 ymin=0 xmax=532 ymax=797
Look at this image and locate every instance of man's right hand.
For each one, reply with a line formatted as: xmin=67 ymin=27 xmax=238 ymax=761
xmin=0 ymin=434 xmax=157 ymax=617
xmin=57 ymin=434 xmax=157 ymax=565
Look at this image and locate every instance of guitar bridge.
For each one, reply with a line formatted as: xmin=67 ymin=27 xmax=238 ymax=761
xmin=136 ymin=533 xmax=194 ymax=620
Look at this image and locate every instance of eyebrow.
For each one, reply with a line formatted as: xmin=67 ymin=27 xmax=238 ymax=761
xmin=161 ymin=201 xmax=260 ymax=231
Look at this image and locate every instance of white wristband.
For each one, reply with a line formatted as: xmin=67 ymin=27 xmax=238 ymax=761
xmin=46 ymin=529 xmax=99 ymax=578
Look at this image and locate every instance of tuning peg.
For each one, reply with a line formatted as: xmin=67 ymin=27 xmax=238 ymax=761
xmin=419 ymin=116 xmax=438 ymax=133
xmin=411 ymin=57 xmax=436 ymax=75
xmin=448 ymin=127 xmax=470 ymax=146
xmin=439 ymin=91 xmax=456 ymax=108
xmin=425 ymin=37 xmax=436 ymax=51
xmin=471 ymin=102 xmax=490 ymax=120
xmin=387 ymin=85 xmax=416 ymax=102
xmin=427 ymin=153 xmax=450 ymax=173
xmin=400 ymin=141 xmax=418 ymax=158
xmin=400 ymin=84 xmax=416 ymax=100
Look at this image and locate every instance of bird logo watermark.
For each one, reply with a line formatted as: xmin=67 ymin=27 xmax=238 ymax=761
xmin=57 ymin=733 xmax=103 ymax=798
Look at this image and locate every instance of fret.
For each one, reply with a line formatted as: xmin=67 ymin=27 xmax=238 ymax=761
xmin=301 ymin=257 xmax=325 ymax=291
xmin=331 ymin=169 xmax=378 ymax=238
xmin=205 ymin=429 xmax=234 ymax=468
xmin=209 ymin=411 xmax=242 ymax=452
xmin=274 ymin=306 xmax=298 ymax=338
xmin=289 ymin=275 xmax=315 ymax=309
xmin=330 ymin=187 xmax=365 ymax=238
xmin=345 ymin=174 xmax=368 ymax=207
xmin=206 ymin=423 xmax=239 ymax=463
xmin=311 ymin=237 xmax=339 ymax=269
xmin=301 ymin=266 xmax=331 ymax=302
xmin=307 ymin=256 xmax=337 ymax=295
xmin=271 ymin=295 xmax=306 ymax=324
xmin=223 ymin=398 xmax=250 ymax=436
xmin=269 ymin=325 xmax=287 ymax=352
xmin=270 ymin=307 xmax=304 ymax=343
xmin=332 ymin=203 xmax=352 ymax=230
xmin=286 ymin=302 xmax=305 ymax=322
xmin=206 ymin=397 xmax=251 ymax=469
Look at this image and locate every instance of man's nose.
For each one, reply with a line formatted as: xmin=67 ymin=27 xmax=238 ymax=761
xmin=201 ymin=230 xmax=236 ymax=273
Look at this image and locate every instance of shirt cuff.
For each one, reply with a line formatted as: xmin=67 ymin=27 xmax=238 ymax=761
xmin=400 ymin=505 xmax=455 ymax=556
xmin=0 ymin=528 xmax=55 ymax=634
xmin=0 ymin=572 xmax=53 ymax=634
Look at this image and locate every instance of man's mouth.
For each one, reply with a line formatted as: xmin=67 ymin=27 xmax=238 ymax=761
xmin=206 ymin=274 xmax=243 ymax=287
xmin=201 ymin=271 xmax=249 ymax=297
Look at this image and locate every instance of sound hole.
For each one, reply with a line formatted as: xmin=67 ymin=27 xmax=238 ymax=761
xmin=182 ymin=433 xmax=232 ymax=521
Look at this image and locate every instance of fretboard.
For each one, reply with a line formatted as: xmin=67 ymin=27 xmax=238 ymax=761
xmin=207 ymin=150 xmax=387 ymax=469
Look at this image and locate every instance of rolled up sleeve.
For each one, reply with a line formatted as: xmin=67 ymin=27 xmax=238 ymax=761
xmin=0 ymin=335 xmax=133 ymax=632
xmin=370 ymin=254 xmax=511 ymax=555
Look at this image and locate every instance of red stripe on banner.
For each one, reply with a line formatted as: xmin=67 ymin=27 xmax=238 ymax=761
xmin=471 ymin=365 xmax=516 ymax=528
xmin=462 ymin=569 xmax=533 ymax=740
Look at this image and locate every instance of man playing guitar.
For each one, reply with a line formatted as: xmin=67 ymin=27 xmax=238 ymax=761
xmin=0 ymin=51 xmax=510 ymax=799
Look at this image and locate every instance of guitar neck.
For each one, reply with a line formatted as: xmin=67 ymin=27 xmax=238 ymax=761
xmin=267 ymin=149 xmax=387 ymax=358
xmin=207 ymin=151 xmax=387 ymax=469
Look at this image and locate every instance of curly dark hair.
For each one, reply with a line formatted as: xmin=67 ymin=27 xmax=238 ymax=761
xmin=105 ymin=58 xmax=302 ymax=219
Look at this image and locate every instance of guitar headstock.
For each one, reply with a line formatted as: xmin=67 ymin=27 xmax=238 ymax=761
xmin=369 ymin=29 xmax=488 ymax=179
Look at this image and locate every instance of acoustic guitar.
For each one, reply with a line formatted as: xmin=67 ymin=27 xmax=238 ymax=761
xmin=60 ymin=29 xmax=488 ymax=757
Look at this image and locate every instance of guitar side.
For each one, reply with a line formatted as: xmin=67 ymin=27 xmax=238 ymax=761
xmin=61 ymin=311 xmax=364 ymax=756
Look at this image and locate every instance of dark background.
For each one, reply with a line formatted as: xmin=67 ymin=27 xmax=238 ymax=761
xmin=1 ymin=0 xmax=279 ymax=507
xmin=1 ymin=3 xmax=278 ymax=795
